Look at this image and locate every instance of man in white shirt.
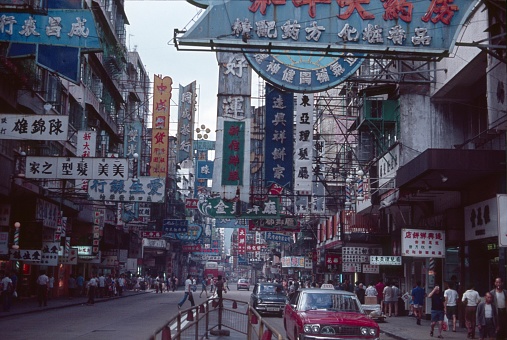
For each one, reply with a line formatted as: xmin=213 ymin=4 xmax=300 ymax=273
xmin=98 ymin=273 xmax=106 ymax=298
xmin=87 ymin=275 xmax=98 ymax=305
xmin=177 ymin=275 xmax=195 ymax=309
xmin=1 ymin=270 xmax=13 ymax=312
xmin=365 ymin=283 xmax=378 ymax=297
xmin=444 ymin=281 xmax=459 ymax=332
xmin=36 ymin=270 xmax=49 ymax=307
xmin=462 ymin=284 xmax=481 ymax=339
xmin=490 ymin=277 xmax=507 ymax=339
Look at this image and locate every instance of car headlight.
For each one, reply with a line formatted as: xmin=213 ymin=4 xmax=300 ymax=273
xmin=360 ymin=327 xmax=377 ymax=336
xmin=303 ymin=324 xmax=320 ymax=333
xmin=258 ymin=299 xmax=263 ymax=303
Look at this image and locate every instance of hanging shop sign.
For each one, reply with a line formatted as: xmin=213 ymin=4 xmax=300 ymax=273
xmin=264 ymin=232 xmax=291 ymax=243
xmin=0 ymin=114 xmax=69 ymax=140
xmin=25 ymin=157 xmax=128 ymax=180
xmin=87 ymin=177 xmax=165 ymax=203
xmin=198 ymin=196 xmax=280 ymax=219
xmin=401 ymin=228 xmax=445 ymax=258
xmin=370 ymin=255 xmax=402 ymax=265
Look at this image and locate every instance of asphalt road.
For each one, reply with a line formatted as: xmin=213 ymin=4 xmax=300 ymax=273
xmin=0 ymin=287 xmax=395 ymax=339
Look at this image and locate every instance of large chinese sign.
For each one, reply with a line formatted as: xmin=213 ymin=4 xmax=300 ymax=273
xmin=0 ymin=114 xmax=68 ymax=140
xmin=177 ymin=81 xmax=196 ymax=166
xmin=87 ymin=177 xmax=165 ymax=203
xmin=150 ymin=75 xmax=172 ymax=178
xmin=265 ymin=84 xmax=293 ymax=189
xmin=178 ymin=0 xmax=476 ymax=57
xmin=212 ymin=52 xmax=251 ymax=202
xmin=25 ymin=157 xmax=127 ymax=180
xmin=198 ymin=196 xmax=280 ymax=219
xmin=401 ymin=228 xmax=445 ymax=258
xmin=294 ymin=93 xmax=314 ymax=193
xmin=237 ymin=228 xmax=246 ymax=254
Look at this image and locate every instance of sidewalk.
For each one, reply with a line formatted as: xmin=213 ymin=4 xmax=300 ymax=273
xmin=379 ymin=315 xmax=468 ymax=340
xmin=0 ymin=288 xmax=148 ymax=319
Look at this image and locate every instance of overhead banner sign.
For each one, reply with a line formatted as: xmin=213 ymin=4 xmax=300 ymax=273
xmin=249 ymin=216 xmax=300 ymax=232
xmin=87 ymin=177 xmax=165 ymax=203
xmin=294 ymin=93 xmax=313 ymax=193
xmin=264 ymin=232 xmax=291 ymax=243
xmin=25 ymin=157 xmax=128 ymax=180
xmin=0 ymin=9 xmax=101 ymax=49
xmin=176 ymin=81 xmax=196 ymax=166
xmin=401 ymin=228 xmax=445 ymax=258
xmin=370 ymin=255 xmax=402 ymax=265
xmin=178 ymin=0 xmax=476 ymax=57
xmin=162 ymin=219 xmax=189 ymax=233
xmin=0 ymin=114 xmax=69 ymax=140
xmin=198 ymin=196 xmax=280 ymax=219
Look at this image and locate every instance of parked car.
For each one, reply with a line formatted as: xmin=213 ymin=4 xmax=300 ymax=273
xmin=237 ymin=278 xmax=250 ymax=291
xmin=250 ymin=283 xmax=287 ymax=317
xmin=283 ymin=284 xmax=380 ymax=340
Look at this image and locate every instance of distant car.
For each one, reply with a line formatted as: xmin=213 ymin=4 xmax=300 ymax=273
xmin=237 ymin=279 xmax=250 ymax=291
xmin=250 ymin=283 xmax=287 ymax=317
xmin=283 ymin=285 xmax=380 ymax=340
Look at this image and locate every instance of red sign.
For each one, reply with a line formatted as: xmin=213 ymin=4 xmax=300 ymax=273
xmin=325 ymin=253 xmax=342 ymax=266
xmin=245 ymin=244 xmax=267 ymax=252
xmin=182 ymin=244 xmax=202 ymax=252
xmin=141 ymin=231 xmax=162 ymax=239
xmin=185 ymin=198 xmax=198 ymax=209
xmin=238 ymin=228 xmax=246 ymax=254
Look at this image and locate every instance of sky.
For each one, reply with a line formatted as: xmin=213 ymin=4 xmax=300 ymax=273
xmin=124 ymin=0 xmax=259 ymax=141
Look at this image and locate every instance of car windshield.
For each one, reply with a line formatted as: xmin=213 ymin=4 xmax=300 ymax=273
xmin=260 ymin=285 xmax=285 ymax=294
xmin=300 ymin=292 xmax=362 ymax=312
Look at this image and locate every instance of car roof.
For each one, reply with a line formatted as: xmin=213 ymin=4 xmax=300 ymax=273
xmin=299 ymin=288 xmax=356 ymax=296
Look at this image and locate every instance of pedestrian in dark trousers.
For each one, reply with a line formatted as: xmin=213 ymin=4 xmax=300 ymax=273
xmin=215 ymin=275 xmax=227 ymax=308
xmin=36 ymin=270 xmax=49 ymax=307
xmin=200 ymin=277 xmax=208 ymax=298
xmin=477 ymin=292 xmax=499 ymax=340
xmin=490 ymin=277 xmax=507 ymax=340
xmin=87 ymin=276 xmax=98 ymax=305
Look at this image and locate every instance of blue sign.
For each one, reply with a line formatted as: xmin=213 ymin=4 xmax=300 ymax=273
xmin=265 ymin=232 xmax=291 ymax=243
xmin=196 ymin=160 xmax=214 ymax=179
xmin=179 ymin=0 xmax=476 ymax=57
xmin=238 ymin=255 xmax=249 ymax=266
xmin=163 ymin=219 xmax=189 ymax=233
xmin=0 ymin=10 xmax=101 ymax=49
xmin=215 ymin=218 xmax=247 ymax=229
xmin=265 ymin=84 xmax=293 ymax=188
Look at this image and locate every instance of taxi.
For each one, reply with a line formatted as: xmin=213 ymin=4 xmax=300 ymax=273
xmin=283 ymin=284 xmax=380 ymax=340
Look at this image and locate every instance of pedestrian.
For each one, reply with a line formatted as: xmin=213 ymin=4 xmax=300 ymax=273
xmin=68 ymin=275 xmax=77 ymax=298
xmin=477 ymin=292 xmax=499 ymax=340
xmin=490 ymin=277 xmax=507 ymax=339
xmin=36 ymin=270 xmax=49 ymax=307
xmin=199 ymin=277 xmax=208 ymax=298
xmin=412 ymin=280 xmax=426 ymax=325
xmin=98 ymin=273 xmax=106 ymax=298
xmin=391 ymin=283 xmax=401 ymax=317
xmin=365 ymin=282 xmax=378 ymax=298
xmin=87 ymin=275 xmax=98 ymax=305
xmin=355 ymin=283 xmax=366 ymax=304
xmin=444 ymin=281 xmax=459 ymax=332
xmin=76 ymin=273 xmax=84 ymax=296
xmin=177 ymin=275 xmax=195 ymax=309
xmin=48 ymin=273 xmax=55 ymax=299
xmin=1 ymin=270 xmax=14 ymax=312
xmin=375 ymin=279 xmax=385 ymax=311
xmin=383 ymin=282 xmax=393 ymax=316
xmin=155 ymin=275 xmax=161 ymax=293
xmin=428 ymin=285 xmax=445 ymax=338
xmin=463 ymin=283 xmax=481 ymax=339
xmin=117 ymin=274 xmax=125 ymax=296
xmin=215 ymin=275 xmax=227 ymax=308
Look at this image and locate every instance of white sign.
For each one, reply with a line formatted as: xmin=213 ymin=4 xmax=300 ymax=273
xmin=0 ymin=114 xmax=69 ymax=140
xmin=342 ymin=254 xmax=369 ymax=263
xmin=41 ymin=242 xmax=60 ymax=266
xmin=294 ymin=93 xmax=313 ymax=193
xmin=77 ymin=246 xmax=93 ymax=256
xmin=10 ymin=249 xmax=42 ymax=263
xmin=87 ymin=177 xmax=166 ymax=203
xmin=60 ymin=248 xmax=78 ymax=265
xmin=370 ymin=255 xmax=402 ymax=265
xmin=76 ymin=130 xmax=97 ymax=157
xmin=401 ymin=228 xmax=445 ymax=258
xmin=26 ymin=157 xmax=128 ymax=180
xmin=142 ymin=238 xmax=166 ymax=248
xmin=496 ymin=195 xmax=507 ymax=247
xmin=464 ymin=196 xmax=501 ymax=242
xmin=342 ymin=263 xmax=361 ymax=273
xmin=362 ymin=264 xmax=380 ymax=274
xmin=343 ymin=247 xmax=383 ymax=256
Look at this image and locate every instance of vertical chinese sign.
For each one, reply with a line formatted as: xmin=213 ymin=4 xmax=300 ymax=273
xmin=177 ymin=81 xmax=196 ymax=167
xmin=237 ymin=228 xmax=246 ymax=255
xmin=150 ymin=75 xmax=172 ymax=178
xmin=212 ymin=52 xmax=251 ymax=202
xmin=265 ymin=83 xmax=294 ymax=190
xmin=75 ymin=130 xmax=97 ymax=193
xmin=294 ymin=93 xmax=314 ymax=212
xmin=124 ymin=121 xmax=143 ymax=175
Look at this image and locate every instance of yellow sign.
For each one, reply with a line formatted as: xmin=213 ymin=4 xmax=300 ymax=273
xmin=150 ymin=75 xmax=172 ymax=177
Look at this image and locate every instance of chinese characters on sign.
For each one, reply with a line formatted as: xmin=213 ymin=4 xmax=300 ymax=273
xmin=150 ymin=75 xmax=172 ymax=178
xmin=245 ymin=244 xmax=267 ymax=252
xmin=87 ymin=177 xmax=165 ymax=203
xmin=198 ymin=197 xmax=280 ymax=219
xmin=369 ymin=255 xmax=402 ymax=265
xmin=401 ymin=228 xmax=445 ymax=257
xmin=294 ymin=93 xmax=314 ymax=193
xmin=182 ymin=244 xmax=202 ymax=252
xmin=176 ymin=81 xmax=196 ymax=167
xmin=221 ymin=121 xmax=245 ymax=185
xmin=0 ymin=114 xmax=69 ymax=140
xmin=25 ymin=157 xmax=128 ymax=180
xmin=238 ymin=228 xmax=246 ymax=254
xmin=265 ymin=83 xmax=294 ymax=189
xmin=264 ymin=232 xmax=291 ymax=243
xmin=77 ymin=130 xmax=97 ymax=158
xmin=162 ymin=219 xmax=189 ymax=233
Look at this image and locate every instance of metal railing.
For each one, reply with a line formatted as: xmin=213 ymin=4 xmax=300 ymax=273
xmin=150 ymin=297 xmax=284 ymax=340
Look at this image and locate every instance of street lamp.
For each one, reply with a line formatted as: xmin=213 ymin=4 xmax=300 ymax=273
xmin=12 ymin=222 xmax=21 ymax=250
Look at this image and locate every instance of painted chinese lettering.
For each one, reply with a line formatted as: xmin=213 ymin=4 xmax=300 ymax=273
xmin=337 ymin=0 xmax=375 ymax=20
xmin=422 ymin=0 xmax=459 ymax=25
xmin=292 ymin=0 xmax=331 ymax=18
xmin=381 ymin=0 xmax=413 ymax=22
xmin=249 ymin=0 xmax=286 ymax=15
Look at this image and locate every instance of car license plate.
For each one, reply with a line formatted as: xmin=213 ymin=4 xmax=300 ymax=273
xmin=267 ymin=307 xmax=279 ymax=311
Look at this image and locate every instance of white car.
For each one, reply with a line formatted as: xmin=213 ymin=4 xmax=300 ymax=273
xmin=237 ymin=279 xmax=250 ymax=291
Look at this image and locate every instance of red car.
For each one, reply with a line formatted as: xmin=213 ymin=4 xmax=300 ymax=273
xmin=283 ymin=285 xmax=380 ymax=340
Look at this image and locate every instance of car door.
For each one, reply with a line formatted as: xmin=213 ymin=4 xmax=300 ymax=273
xmin=284 ymin=291 xmax=300 ymax=339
